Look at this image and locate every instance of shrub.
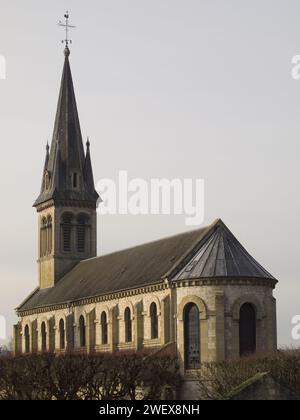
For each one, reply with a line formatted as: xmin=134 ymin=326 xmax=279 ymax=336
xmin=0 ymin=352 xmax=180 ymax=400
xmin=196 ymin=349 xmax=300 ymax=400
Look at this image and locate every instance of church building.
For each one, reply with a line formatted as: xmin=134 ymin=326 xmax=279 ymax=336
xmin=14 ymin=44 xmax=278 ymax=372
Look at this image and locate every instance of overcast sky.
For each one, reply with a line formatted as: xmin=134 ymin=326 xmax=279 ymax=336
xmin=0 ymin=0 xmax=300 ymax=347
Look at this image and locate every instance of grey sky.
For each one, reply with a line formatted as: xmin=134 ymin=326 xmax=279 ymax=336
xmin=0 ymin=0 xmax=299 ymax=347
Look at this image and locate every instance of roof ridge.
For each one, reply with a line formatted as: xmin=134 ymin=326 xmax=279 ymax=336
xmin=199 ymin=227 xmax=221 ymax=277
xmin=162 ymin=219 xmax=221 ymax=279
xmin=79 ymin=222 xmax=218 ymax=265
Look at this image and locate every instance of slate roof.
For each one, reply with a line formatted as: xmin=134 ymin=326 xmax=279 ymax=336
xmin=17 ymin=219 xmax=276 ymax=313
xmin=34 ymin=47 xmax=98 ymax=207
xmin=173 ymin=221 xmax=275 ymax=280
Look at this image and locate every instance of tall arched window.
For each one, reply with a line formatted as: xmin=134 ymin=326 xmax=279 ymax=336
xmin=239 ymin=303 xmax=256 ymax=356
xmin=77 ymin=215 xmax=88 ymax=253
xmin=184 ymin=303 xmax=200 ymax=369
xmin=150 ymin=302 xmax=158 ymax=339
xmin=24 ymin=325 xmax=30 ymax=353
xmin=47 ymin=216 xmax=52 ymax=254
xmin=61 ymin=213 xmax=73 ymax=252
xmin=40 ymin=217 xmax=47 ymax=257
xmin=79 ymin=315 xmax=86 ymax=347
xmin=124 ymin=307 xmax=132 ymax=343
xmin=41 ymin=322 xmax=47 ymax=352
xmin=101 ymin=311 xmax=108 ymax=345
xmin=59 ymin=319 xmax=65 ymax=350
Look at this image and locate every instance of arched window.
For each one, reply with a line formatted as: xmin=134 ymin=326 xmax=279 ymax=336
xmin=40 ymin=217 xmax=47 ymax=257
xmin=239 ymin=303 xmax=257 ymax=356
xmin=61 ymin=213 xmax=73 ymax=252
xmin=41 ymin=322 xmax=47 ymax=352
xmin=184 ymin=303 xmax=200 ymax=369
xmin=24 ymin=325 xmax=30 ymax=353
xmin=77 ymin=215 xmax=88 ymax=253
xmin=79 ymin=315 xmax=86 ymax=347
xmin=124 ymin=307 xmax=132 ymax=343
xmin=101 ymin=311 xmax=108 ymax=345
xmin=59 ymin=319 xmax=65 ymax=350
xmin=47 ymin=216 xmax=52 ymax=254
xmin=150 ymin=302 xmax=158 ymax=339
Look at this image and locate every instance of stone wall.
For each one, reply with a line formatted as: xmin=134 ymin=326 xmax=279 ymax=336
xmin=15 ymin=280 xmax=277 ymax=373
xmin=37 ymin=204 xmax=97 ymax=289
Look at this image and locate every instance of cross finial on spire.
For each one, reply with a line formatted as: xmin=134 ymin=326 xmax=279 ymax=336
xmin=58 ymin=11 xmax=76 ymax=52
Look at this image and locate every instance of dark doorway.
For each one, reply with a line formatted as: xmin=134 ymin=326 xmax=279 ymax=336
xmin=239 ymin=303 xmax=256 ymax=356
xmin=184 ymin=303 xmax=200 ymax=369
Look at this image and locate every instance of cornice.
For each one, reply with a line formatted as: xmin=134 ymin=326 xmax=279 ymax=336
xmin=17 ymin=276 xmax=277 ymax=318
xmin=170 ymin=277 xmax=277 ymax=289
xmin=35 ymin=199 xmax=96 ymax=212
xmin=17 ymin=281 xmax=168 ymax=317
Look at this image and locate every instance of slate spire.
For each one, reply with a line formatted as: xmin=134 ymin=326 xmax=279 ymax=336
xmin=34 ymin=47 xmax=99 ymax=206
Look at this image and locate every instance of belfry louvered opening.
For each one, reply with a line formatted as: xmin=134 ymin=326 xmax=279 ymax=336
xmin=61 ymin=213 xmax=73 ymax=252
xmin=77 ymin=215 xmax=87 ymax=253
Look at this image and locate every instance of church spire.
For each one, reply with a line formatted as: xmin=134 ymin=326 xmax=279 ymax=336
xmin=34 ymin=13 xmax=98 ymax=289
xmin=34 ymin=41 xmax=98 ymax=207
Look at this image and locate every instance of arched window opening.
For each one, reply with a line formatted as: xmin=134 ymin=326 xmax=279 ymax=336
xmin=47 ymin=216 xmax=52 ymax=255
xmin=40 ymin=217 xmax=47 ymax=257
xmin=61 ymin=213 xmax=73 ymax=252
xmin=79 ymin=315 xmax=86 ymax=348
xmin=150 ymin=302 xmax=158 ymax=339
xmin=77 ymin=215 xmax=87 ymax=253
xmin=24 ymin=325 xmax=30 ymax=353
xmin=239 ymin=303 xmax=257 ymax=356
xmin=59 ymin=319 xmax=65 ymax=350
xmin=41 ymin=322 xmax=47 ymax=352
xmin=184 ymin=303 xmax=200 ymax=369
xmin=101 ymin=312 xmax=108 ymax=345
xmin=124 ymin=307 xmax=132 ymax=343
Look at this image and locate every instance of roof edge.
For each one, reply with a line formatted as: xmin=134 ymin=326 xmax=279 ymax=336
xmin=163 ymin=218 xmax=223 ymax=280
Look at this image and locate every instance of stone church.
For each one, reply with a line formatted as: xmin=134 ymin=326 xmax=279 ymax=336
xmin=14 ymin=45 xmax=278 ymax=372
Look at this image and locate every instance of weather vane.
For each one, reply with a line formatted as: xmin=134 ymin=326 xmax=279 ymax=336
xmin=58 ymin=11 xmax=76 ymax=47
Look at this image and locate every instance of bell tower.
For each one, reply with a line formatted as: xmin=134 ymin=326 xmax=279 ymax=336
xmin=34 ymin=43 xmax=99 ymax=289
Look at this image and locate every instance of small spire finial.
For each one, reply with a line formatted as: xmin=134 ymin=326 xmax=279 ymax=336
xmin=86 ymin=137 xmax=90 ymax=149
xmin=58 ymin=11 xmax=76 ymax=53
